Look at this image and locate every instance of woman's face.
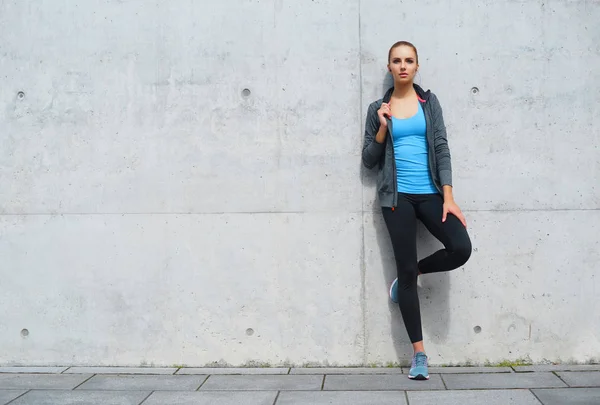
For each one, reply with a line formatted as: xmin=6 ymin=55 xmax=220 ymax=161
xmin=388 ymin=45 xmax=418 ymax=83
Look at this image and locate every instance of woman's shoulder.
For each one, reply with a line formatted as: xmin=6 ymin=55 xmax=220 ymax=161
xmin=367 ymin=98 xmax=384 ymax=113
xmin=426 ymin=90 xmax=440 ymax=102
xmin=424 ymin=91 xmax=442 ymax=111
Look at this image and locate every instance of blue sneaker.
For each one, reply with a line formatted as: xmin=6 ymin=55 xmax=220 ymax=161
xmin=408 ymin=352 xmax=429 ymax=380
xmin=389 ymin=278 xmax=398 ymax=303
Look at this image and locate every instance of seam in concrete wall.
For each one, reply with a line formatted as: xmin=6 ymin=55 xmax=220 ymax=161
xmin=357 ymin=0 xmax=368 ymax=365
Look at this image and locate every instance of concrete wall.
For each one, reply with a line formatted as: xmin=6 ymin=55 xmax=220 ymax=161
xmin=1 ymin=0 xmax=598 ymax=367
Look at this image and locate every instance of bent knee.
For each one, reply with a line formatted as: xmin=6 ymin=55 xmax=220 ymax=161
xmin=453 ymin=239 xmax=472 ymax=266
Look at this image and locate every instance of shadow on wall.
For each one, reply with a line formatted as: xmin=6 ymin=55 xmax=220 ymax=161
xmin=360 ymin=72 xmax=451 ymax=365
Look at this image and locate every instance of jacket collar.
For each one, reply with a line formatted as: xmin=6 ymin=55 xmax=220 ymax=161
xmin=383 ymin=83 xmax=431 ymax=104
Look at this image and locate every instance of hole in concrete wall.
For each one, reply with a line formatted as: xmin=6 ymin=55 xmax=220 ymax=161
xmin=17 ymin=91 xmax=25 ymax=100
xmin=242 ymin=88 xmax=251 ymax=98
xmin=246 ymin=328 xmax=254 ymax=336
xmin=473 ymin=326 xmax=482 ymax=334
xmin=21 ymin=329 xmax=29 ymax=337
xmin=471 ymin=87 xmax=479 ymax=95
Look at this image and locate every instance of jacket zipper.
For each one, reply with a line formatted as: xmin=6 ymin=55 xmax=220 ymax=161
xmin=389 ymin=118 xmax=397 ymax=211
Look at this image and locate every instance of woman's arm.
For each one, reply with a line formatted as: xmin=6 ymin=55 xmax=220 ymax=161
xmin=431 ymin=95 xmax=467 ymax=227
xmin=430 ymin=94 xmax=452 ymax=189
xmin=362 ymin=103 xmax=387 ymax=169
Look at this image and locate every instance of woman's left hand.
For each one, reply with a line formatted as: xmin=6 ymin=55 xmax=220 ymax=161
xmin=443 ymin=200 xmax=467 ymax=228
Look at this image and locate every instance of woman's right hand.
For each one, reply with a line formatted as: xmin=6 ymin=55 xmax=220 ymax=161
xmin=378 ymin=103 xmax=391 ymax=127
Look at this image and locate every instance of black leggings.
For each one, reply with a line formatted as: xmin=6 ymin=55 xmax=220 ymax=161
xmin=382 ymin=192 xmax=472 ymax=343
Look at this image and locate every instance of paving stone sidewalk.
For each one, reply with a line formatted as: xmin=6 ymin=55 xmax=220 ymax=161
xmin=0 ymin=365 xmax=599 ymax=404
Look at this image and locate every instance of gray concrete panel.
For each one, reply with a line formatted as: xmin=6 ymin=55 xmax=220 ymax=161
xmin=516 ymin=365 xmax=600 ymax=373
xmin=323 ymin=374 xmax=444 ymax=391
xmin=199 ymin=375 xmax=322 ymax=391
xmin=142 ymin=391 xmax=278 ymax=405
xmin=532 ymin=388 xmax=600 ymax=405
xmin=556 ymin=372 xmax=600 ymax=388
xmin=9 ymin=390 xmax=150 ymax=405
xmin=363 ymin=210 xmax=600 ymax=365
xmin=407 ymin=389 xmax=541 ymax=405
xmin=0 ymin=212 xmax=363 ymax=366
xmin=65 ymin=367 xmax=176 ymax=375
xmin=290 ymin=368 xmax=403 ymax=375
xmin=360 ymin=0 xmax=600 ymax=212
xmin=0 ymin=0 xmax=361 ymax=214
xmin=277 ymin=391 xmax=407 ymax=405
xmin=0 ymin=391 xmax=27 ymax=405
xmin=0 ymin=368 xmax=67 ymax=374
xmin=177 ymin=368 xmax=289 ymax=375
xmin=0 ymin=374 xmax=92 ymax=390
xmin=442 ymin=372 xmax=566 ymax=389
xmin=76 ymin=375 xmax=206 ymax=391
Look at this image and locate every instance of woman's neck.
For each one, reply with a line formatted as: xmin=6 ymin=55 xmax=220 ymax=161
xmin=391 ymin=82 xmax=416 ymax=100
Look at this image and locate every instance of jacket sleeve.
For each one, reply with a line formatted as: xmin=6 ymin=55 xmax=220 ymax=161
xmin=430 ymin=94 xmax=453 ymax=187
xmin=362 ymin=103 xmax=385 ymax=169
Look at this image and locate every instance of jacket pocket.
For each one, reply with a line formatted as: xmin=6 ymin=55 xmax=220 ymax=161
xmin=378 ymin=160 xmax=395 ymax=193
xmin=377 ymin=168 xmax=390 ymax=193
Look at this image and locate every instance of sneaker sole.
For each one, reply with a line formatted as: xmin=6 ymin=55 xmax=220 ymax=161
xmin=408 ymin=374 xmax=429 ymax=380
xmin=389 ymin=280 xmax=398 ymax=303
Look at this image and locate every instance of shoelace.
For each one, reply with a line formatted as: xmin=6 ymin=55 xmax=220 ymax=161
xmin=413 ymin=354 xmax=427 ymax=368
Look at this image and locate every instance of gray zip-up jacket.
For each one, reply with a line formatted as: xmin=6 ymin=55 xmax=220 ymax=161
xmin=362 ymin=84 xmax=452 ymax=208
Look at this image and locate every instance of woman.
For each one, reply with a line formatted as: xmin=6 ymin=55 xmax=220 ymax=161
xmin=362 ymin=41 xmax=472 ymax=380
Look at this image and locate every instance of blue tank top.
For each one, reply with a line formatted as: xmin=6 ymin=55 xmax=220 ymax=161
xmin=391 ymin=103 xmax=438 ymax=194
